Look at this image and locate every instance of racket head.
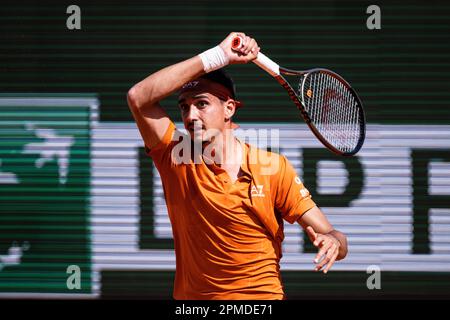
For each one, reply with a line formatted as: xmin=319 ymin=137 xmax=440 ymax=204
xmin=286 ymin=68 xmax=366 ymax=156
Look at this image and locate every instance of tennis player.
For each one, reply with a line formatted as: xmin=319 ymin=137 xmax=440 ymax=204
xmin=127 ymin=32 xmax=348 ymax=300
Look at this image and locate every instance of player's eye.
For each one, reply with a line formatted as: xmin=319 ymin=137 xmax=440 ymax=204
xmin=179 ymin=104 xmax=189 ymax=112
xmin=196 ymin=100 xmax=209 ymax=108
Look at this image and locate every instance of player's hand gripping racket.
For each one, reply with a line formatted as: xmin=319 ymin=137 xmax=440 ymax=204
xmin=232 ymin=36 xmax=366 ymax=156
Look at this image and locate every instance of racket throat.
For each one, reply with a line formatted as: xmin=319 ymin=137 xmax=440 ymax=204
xmin=274 ymin=75 xmax=311 ymax=124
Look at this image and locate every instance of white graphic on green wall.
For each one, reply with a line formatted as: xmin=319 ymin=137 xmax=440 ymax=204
xmin=0 ymin=96 xmax=97 ymax=296
xmin=22 ymin=123 xmax=74 ymax=184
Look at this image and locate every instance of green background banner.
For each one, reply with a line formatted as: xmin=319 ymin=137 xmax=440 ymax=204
xmin=0 ymin=96 xmax=96 ymax=295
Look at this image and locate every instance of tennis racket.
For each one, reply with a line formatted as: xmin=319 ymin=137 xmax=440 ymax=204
xmin=232 ymin=36 xmax=366 ymax=156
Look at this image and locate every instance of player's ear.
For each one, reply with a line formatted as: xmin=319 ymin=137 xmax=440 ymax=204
xmin=223 ymin=99 xmax=236 ymax=120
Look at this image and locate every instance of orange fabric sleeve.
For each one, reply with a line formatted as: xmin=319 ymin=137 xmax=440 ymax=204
xmin=274 ymin=156 xmax=316 ymax=224
xmin=145 ymin=121 xmax=176 ymax=162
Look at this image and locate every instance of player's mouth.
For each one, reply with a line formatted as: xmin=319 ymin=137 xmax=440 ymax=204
xmin=187 ymin=124 xmax=206 ymax=132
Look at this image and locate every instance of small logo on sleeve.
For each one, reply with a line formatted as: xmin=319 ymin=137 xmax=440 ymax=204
xmin=300 ymin=188 xmax=310 ymax=198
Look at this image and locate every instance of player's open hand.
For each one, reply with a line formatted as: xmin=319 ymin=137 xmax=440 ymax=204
xmin=219 ymin=32 xmax=260 ymax=64
xmin=306 ymin=226 xmax=341 ymax=274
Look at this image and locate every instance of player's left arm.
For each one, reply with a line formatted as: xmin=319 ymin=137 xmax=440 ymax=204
xmin=273 ymin=154 xmax=347 ymax=273
xmin=298 ymin=206 xmax=348 ymax=273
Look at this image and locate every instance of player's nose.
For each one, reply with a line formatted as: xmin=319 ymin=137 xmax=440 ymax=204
xmin=185 ymin=105 xmax=200 ymax=123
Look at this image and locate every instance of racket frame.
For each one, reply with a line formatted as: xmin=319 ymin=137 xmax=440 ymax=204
xmin=277 ymin=67 xmax=366 ymax=156
xmin=231 ymin=35 xmax=365 ymax=156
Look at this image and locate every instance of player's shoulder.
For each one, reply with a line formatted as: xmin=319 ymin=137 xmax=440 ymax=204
xmin=245 ymin=143 xmax=288 ymax=177
xmin=246 ymin=143 xmax=287 ymax=160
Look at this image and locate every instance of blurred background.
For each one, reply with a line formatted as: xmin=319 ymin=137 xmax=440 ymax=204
xmin=1 ymin=0 xmax=449 ymax=299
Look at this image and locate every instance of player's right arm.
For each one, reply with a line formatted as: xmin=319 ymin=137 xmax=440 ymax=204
xmin=127 ymin=32 xmax=259 ymax=150
xmin=127 ymin=56 xmax=205 ymax=150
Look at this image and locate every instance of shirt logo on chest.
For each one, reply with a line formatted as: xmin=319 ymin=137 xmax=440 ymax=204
xmin=251 ymin=184 xmax=265 ymax=198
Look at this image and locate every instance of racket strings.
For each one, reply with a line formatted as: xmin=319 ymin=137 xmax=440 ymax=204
xmin=301 ymin=72 xmax=361 ymax=153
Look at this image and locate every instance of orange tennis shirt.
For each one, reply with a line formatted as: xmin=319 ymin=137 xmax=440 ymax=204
xmin=147 ymin=121 xmax=316 ymax=300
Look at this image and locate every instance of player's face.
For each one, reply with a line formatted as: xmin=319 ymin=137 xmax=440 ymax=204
xmin=178 ymin=86 xmax=229 ymax=142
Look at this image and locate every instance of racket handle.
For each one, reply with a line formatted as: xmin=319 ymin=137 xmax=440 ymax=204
xmin=231 ymin=36 xmax=280 ymax=77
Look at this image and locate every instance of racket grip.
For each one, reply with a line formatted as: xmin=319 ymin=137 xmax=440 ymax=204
xmin=231 ymin=36 xmax=280 ymax=77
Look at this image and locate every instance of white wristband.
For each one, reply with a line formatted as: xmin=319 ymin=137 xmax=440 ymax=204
xmin=198 ymin=45 xmax=229 ymax=73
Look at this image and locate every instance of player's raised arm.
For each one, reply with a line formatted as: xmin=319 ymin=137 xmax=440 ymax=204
xmin=127 ymin=32 xmax=259 ymax=150
xmin=127 ymin=56 xmax=204 ymax=150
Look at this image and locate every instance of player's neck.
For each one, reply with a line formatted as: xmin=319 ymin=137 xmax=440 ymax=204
xmin=202 ymin=129 xmax=241 ymax=167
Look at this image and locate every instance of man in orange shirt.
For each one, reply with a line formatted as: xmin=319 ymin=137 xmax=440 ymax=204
xmin=127 ymin=32 xmax=348 ymax=300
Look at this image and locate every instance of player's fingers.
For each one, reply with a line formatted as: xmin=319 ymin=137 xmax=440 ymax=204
xmin=246 ymin=40 xmax=259 ymax=60
xmin=322 ymin=243 xmax=338 ymax=267
xmin=232 ymin=38 xmax=251 ymax=60
xmin=313 ymin=234 xmax=326 ymax=247
xmin=235 ymin=35 xmax=249 ymax=53
xmin=315 ymin=244 xmax=336 ymax=271
xmin=234 ymin=32 xmax=246 ymax=39
xmin=243 ymin=36 xmax=252 ymax=49
xmin=323 ymin=250 xmax=339 ymax=274
xmin=314 ymin=239 xmax=332 ymax=263
xmin=306 ymin=226 xmax=317 ymax=243
xmin=246 ymin=46 xmax=260 ymax=62
xmin=245 ymin=38 xmax=256 ymax=54
xmin=249 ymin=42 xmax=259 ymax=53
xmin=315 ymin=256 xmax=328 ymax=271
